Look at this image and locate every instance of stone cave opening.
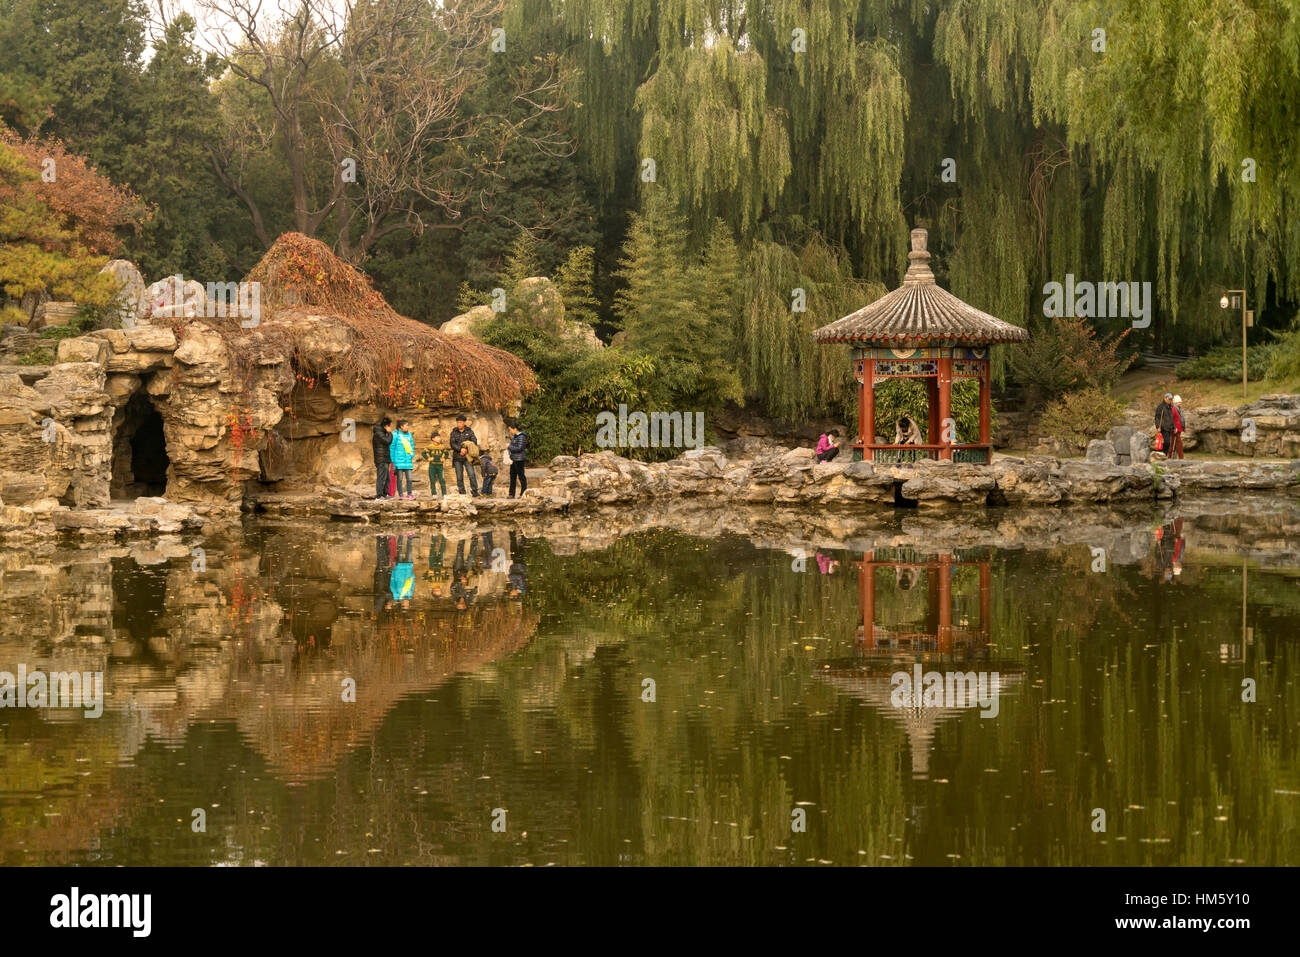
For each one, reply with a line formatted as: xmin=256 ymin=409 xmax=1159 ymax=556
xmin=112 ymin=392 xmax=170 ymax=498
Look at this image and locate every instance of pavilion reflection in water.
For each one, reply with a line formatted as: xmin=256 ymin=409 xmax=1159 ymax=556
xmin=819 ymin=546 xmax=1024 ymax=779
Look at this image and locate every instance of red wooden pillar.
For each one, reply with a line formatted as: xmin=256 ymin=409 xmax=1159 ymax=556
xmin=979 ymin=360 xmax=991 ymax=450
xmin=978 ymin=559 xmax=991 ymax=644
xmin=937 ymin=554 xmax=953 ymax=653
xmin=937 ymin=353 xmax=953 ymax=460
xmin=862 ymin=358 xmax=875 ymax=457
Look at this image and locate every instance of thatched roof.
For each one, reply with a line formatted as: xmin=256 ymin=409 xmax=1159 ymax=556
xmin=812 ymin=228 xmax=1028 ymax=346
xmin=244 ymin=233 xmax=536 ymax=412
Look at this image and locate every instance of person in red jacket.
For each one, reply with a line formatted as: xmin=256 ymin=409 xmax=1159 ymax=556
xmin=1172 ymin=394 xmax=1185 ymax=459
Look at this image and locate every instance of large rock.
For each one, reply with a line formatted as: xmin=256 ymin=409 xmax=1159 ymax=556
xmin=56 ymin=337 xmax=109 ymax=366
xmin=1085 ymin=439 xmax=1116 ymax=464
xmin=441 ymin=305 xmax=495 ymax=338
xmin=1130 ymin=431 xmax=1151 ymax=464
xmin=142 ymin=277 xmax=207 ymax=321
xmin=33 ymin=301 xmax=79 ymax=329
xmin=1105 ymin=425 xmax=1133 ymax=450
xmin=100 ymin=260 xmax=147 ymax=326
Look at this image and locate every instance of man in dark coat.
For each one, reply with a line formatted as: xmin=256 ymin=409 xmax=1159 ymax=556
xmin=372 ymin=417 xmax=393 ymax=498
xmin=449 ymin=414 xmax=479 ymax=496
xmin=507 ymin=420 xmax=528 ymax=497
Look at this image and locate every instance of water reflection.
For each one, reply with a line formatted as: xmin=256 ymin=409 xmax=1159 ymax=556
xmin=819 ymin=548 xmax=1024 ymax=779
xmin=0 ymin=511 xmax=1298 ymax=865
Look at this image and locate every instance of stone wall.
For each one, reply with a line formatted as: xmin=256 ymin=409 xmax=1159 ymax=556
xmin=1174 ymin=396 xmax=1300 ymax=457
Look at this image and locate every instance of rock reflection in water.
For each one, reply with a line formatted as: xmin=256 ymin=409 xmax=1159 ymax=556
xmin=0 ymin=527 xmax=538 ymax=863
xmin=0 ymin=509 xmax=1298 ymax=866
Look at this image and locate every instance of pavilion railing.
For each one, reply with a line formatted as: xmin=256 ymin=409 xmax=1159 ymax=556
xmin=867 ymin=445 xmax=940 ymax=463
xmin=853 ymin=444 xmax=991 ymax=465
xmin=952 ymin=446 xmax=991 ymax=464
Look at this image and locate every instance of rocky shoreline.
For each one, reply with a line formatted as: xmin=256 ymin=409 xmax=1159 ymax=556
xmin=2 ymin=444 xmax=1298 ymax=542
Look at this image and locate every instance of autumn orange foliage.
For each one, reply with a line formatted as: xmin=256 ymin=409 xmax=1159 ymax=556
xmin=0 ymin=126 xmax=147 ymax=256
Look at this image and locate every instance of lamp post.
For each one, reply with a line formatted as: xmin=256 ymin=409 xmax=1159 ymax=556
xmin=1219 ymin=290 xmax=1253 ymax=399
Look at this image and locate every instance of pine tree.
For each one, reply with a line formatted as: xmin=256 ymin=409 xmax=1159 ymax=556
xmin=614 ymin=195 xmax=742 ymax=409
xmin=554 ymin=245 xmax=601 ymax=329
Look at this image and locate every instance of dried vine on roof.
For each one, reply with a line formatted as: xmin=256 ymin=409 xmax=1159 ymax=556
xmin=244 ymin=233 xmax=536 ymax=411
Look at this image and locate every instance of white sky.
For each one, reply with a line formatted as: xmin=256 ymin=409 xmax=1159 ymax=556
xmin=145 ymin=0 xmax=358 ymax=57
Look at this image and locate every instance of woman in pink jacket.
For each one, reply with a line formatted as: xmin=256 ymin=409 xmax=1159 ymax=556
xmin=815 ymin=430 xmax=841 ymax=463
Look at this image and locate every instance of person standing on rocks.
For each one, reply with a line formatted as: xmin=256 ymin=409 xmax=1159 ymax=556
xmin=1172 ymin=394 xmax=1186 ymax=460
xmin=450 ymin=414 xmax=480 ymax=497
xmin=372 ymin=417 xmax=394 ymax=498
xmin=1154 ymin=393 xmax=1176 ymax=458
xmin=507 ymin=421 xmax=528 ymax=497
xmin=479 ymin=450 xmax=500 ymax=496
xmin=421 ymin=428 xmax=449 ymax=497
xmin=391 ymin=419 xmax=415 ymax=498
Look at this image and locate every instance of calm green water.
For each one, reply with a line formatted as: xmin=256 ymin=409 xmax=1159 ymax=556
xmin=1 ymin=513 xmax=1297 ymax=866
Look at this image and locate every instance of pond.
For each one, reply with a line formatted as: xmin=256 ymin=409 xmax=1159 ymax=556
xmin=1 ymin=510 xmax=1297 ymax=866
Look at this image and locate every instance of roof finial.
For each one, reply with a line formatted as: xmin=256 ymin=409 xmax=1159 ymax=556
xmin=904 ymin=226 xmax=934 ymax=286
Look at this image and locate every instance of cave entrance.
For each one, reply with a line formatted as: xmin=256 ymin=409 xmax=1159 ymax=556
xmin=112 ymin=392 xmax=170 ymax=498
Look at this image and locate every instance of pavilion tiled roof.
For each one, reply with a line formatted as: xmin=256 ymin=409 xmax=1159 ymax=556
xmin=812 ymin=227 xmax=1028 ymax=346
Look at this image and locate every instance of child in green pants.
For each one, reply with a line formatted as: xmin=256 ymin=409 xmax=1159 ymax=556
xmin=421 ymin=428 xmax=449 ymax=496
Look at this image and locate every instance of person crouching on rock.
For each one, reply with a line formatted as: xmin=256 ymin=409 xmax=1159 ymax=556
xmin=372 ymin=416 xmax=394 ymax=498
xmin=450 ymin=414 xmax=480 ymax=497
xmin=479 ymin=450 xmax=499 ymax=496
xmin=391 ymin=419 xmax=416 ymax=498
xmin=815 ymin=430 xmax=841 ymax=462
xmin=421 ymin=428 xmax=448 ymax=497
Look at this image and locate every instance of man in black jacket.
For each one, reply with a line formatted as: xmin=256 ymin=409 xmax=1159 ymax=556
xmin=507 ymin=420 xmax=528 ymax=497
xmin=372 ymin=417 xmax=393 ymax=498
xmin=449 ymin=414 xmax=479 ymax=496
xmin=1153 ymin=394 xmax=1176 ymax=458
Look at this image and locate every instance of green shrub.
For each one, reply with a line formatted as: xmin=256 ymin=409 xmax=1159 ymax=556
xmin=1265 ymin=313 xmax=1300 ymax=382
xmin=1038 ymin=386 xmax=1125 ymax=452
xmin=1011 ymin=316 xmax=1133 ymax=404
xmin=1175 ymin=344 xmax=1275 ymax=381
xmin=479 ymin=318 xmax=672 ymax=461
xmin=17 ymin=347 xmax=54 ymax=365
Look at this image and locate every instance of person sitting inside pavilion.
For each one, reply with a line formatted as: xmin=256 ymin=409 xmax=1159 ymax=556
xmin=812 ymin=225 xmax=1027 ymax=464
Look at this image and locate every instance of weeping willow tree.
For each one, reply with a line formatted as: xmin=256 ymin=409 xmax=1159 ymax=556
xmin=527 ymin=0 xmax=913 ymax=418
xmin=930 ymin=0 xmax=1300 ymax=351
xmin=740 ymin=232 xmax=883 ymax=420
xmin=507 ymin=0 xmax=1300 ymax=419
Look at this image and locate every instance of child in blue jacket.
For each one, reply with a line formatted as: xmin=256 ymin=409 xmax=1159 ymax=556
xmin=390 ymin=419 xmax=416 ymax=498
